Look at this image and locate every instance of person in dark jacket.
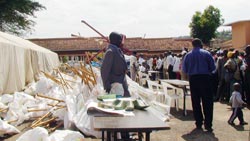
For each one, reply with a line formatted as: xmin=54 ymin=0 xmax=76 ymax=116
xmin=244 ymin=45 xmax=250 ymax=105
xmin=101 ymin=32 xmax=130 ymax=97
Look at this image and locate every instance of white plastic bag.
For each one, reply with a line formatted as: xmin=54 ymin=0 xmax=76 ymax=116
xmin=110 ymin=82 xmax=124 ymax=96
xmin=49 ymin=130 xmax=84 ymax=141
xmin=35 ymin=77 xmax=54 ymax=94
xmin=73 ymin=100 xmax=101 ymax=138
xmin=0 ymin=118 xmax=20 ymax=135
xmin=64 ymin=95 xmax=76 ymax=129
xmin=0 ymin=94 xmax=13 ymax=104
xmin=16 ymin=127 xmax=49 ymax=141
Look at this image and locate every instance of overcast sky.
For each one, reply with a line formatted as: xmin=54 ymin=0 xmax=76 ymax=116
xmin=26 ymin=0 xmax=250 ymax=39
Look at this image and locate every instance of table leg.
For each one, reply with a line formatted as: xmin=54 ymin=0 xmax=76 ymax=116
xmin=183 ymin=87 xmax=187 ymax=116
xmin=114 ymin=131 xmax=117 ymax=141
xmin=138 ymin=132 xmax=143 ymax=141
xmin=107 ymin=131 xmax=111 ymax=141
xmin=145 ymin=131 xmax=151 ymax=141
xmin=102 ymin=131 xmax=104 ymax=141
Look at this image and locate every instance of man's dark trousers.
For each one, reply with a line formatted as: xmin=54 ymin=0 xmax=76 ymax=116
xmin=189 ymin=74 xmax=214 ymax=129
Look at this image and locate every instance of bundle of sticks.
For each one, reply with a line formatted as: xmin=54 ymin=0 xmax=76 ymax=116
xmin=41 ymin=69 xmax=73 ymax=94
xmin=64 ymin=54 xmax=97 ymax=89
xmin=30 ymin=93 xmax=66 ymax=132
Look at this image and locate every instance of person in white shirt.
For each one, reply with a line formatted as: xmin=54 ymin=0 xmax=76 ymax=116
xmin=147 ymin=57 xmax=153 ymax=71
xmin=156 ymin=56 xmax=163 ymax=70
xmin=156 ymin=55 xmax=163 ymax=79
xmin=130 ymin=51 xmax=138 ymax=81
xmin=228 ymin=83 xmax=248 ymax=126
xmin=138 ymin=54 xmax=145 ymax=65
xmin=173 ymin=54 xmax=182 ymax=79
xmin=167 ymin=52 xmax=176 ymax=79
xmin=162 ymin=52 xmax=169 ymax=79
xmin=139 ymin=63 xmax=146 ymax=72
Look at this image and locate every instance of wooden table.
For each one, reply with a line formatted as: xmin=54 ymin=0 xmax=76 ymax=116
xmin=160 ymin=79 xmax=190 ymax=116
xmin=93 ymin=107 xmax=170 ymax=141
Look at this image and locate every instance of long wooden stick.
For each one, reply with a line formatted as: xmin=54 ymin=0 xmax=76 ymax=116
xmin=81 ymin=57 xmax=97 ymax=85
xmin=57 ymin=69 xmax=73 ymax=89
xmin=36 ymin=93 xmax=64 ymax=103
xmin=47 ymin=104 xmax=65 ymax=108
xmin=81 ymin=20 xmax=109 ymax=42
xmin=41 ymin=71 xmax=61 ymax=84
xmin=62 ymin=78 xmax=77 ymax=83
xmin=33 ymin=117 xmax=57 ymax=127
xmin=0 ymin=108 xmax=8 ymax=112
xmin=65 ymin=64 xmax=83 ymax=84
xmin=27 ymin=108 xmax=49 ymax=112
xmin=85 ymin=54 xmax=97 ymax=85
xmin=7 ymin=119 xmax=18 ymax=124
xmin=88 ymin=63 xmax=97 ymax=85
xmin=81 ymin=20 xmax=131 ymax=61
xmin=31 ymin=111 xmax=52 ymax=128
xmin=79 ymin=62 xmax=91 ymax=88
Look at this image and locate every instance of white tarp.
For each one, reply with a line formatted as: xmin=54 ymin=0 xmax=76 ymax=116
xmin=0 ymin=65 xmax=171 ymax=139
xmin=0 ymin=31 xmax=60 ymax=94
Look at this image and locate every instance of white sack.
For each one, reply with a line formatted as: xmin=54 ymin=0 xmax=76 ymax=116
xmin=73 ymin=100 xmax=101 ymax=138
xmin=64 ymin=95 xmax=76 ymax=129
xmin=110 ymin=83 xmax=124 ymax=96
xmin=16 ymin=127 xmax=49 ymax=141
xmin=24 ymin=81 xmax=37 ymax=95
xmin=49 ymin=130 xmax=84 ymax=141
xmin=4 ymin=92 xmax=35 ymax=125
xmin=35 ymin=77 xmax=54 ymax=94
xmin=0 ymin=94 xmax=13 ymax=104
xmin=0 ymin=118 xmax=20 ymax=135
xmin=0 ymin=102 xmax=7 ymax=109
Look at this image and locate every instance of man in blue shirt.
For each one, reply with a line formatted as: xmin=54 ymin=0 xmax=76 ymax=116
xmin=182 ymin=38 xmax=216 ymax=132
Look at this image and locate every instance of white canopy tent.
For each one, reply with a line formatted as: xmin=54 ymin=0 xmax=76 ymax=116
xmin=0 ymin=31 xmax=60 ymax=94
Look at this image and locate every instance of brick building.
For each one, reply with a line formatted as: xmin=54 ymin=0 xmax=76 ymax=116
xmin=29 ymin=37 xmax=193 ymax=61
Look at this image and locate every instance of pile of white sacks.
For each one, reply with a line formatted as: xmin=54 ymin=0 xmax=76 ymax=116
xmin=0 ymin=66 xmax=170 ymax=141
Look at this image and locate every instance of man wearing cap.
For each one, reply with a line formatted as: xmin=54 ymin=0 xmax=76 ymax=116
xmin=224 ymin=50 xmax=241 ymax=101
xmin=101 ymin=32 xmax=130 ymax=97
xmin=182 ymin=38 xmax=216 ymax=132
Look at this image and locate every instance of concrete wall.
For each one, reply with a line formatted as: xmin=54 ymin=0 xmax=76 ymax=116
xmin=245 ymin=22 xmax=250 ymax=46
xmin=231 ymin=21 xmax=250 ymax=49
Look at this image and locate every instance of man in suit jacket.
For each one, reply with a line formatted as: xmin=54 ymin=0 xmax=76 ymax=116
xmin=101 ymin=32 xmax=130 ymax=97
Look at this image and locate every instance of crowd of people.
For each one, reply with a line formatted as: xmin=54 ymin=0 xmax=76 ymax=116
xmin=100 ymin=32 xmax=249 ymax=135
xmin=129 ymin=42 xmax=250 ymax=107
xmin=129 ymin=49 xmax=188 ymax=81
xmin=128 ymin=38 xmax=250 ymax=132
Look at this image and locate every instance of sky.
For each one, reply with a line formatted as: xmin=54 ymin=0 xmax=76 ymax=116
xmin=26 ymin=0 xmax=250 ymax=39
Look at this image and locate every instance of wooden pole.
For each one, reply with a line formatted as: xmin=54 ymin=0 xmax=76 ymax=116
xmin=36 ymin=93 xmax=64 ymax=103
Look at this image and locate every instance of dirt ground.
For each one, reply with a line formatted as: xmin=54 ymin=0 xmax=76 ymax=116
xmin=3 ymin=99 xmax=250 ymax=141
xmin=150 ymin=100 xmax=250 ymax=141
